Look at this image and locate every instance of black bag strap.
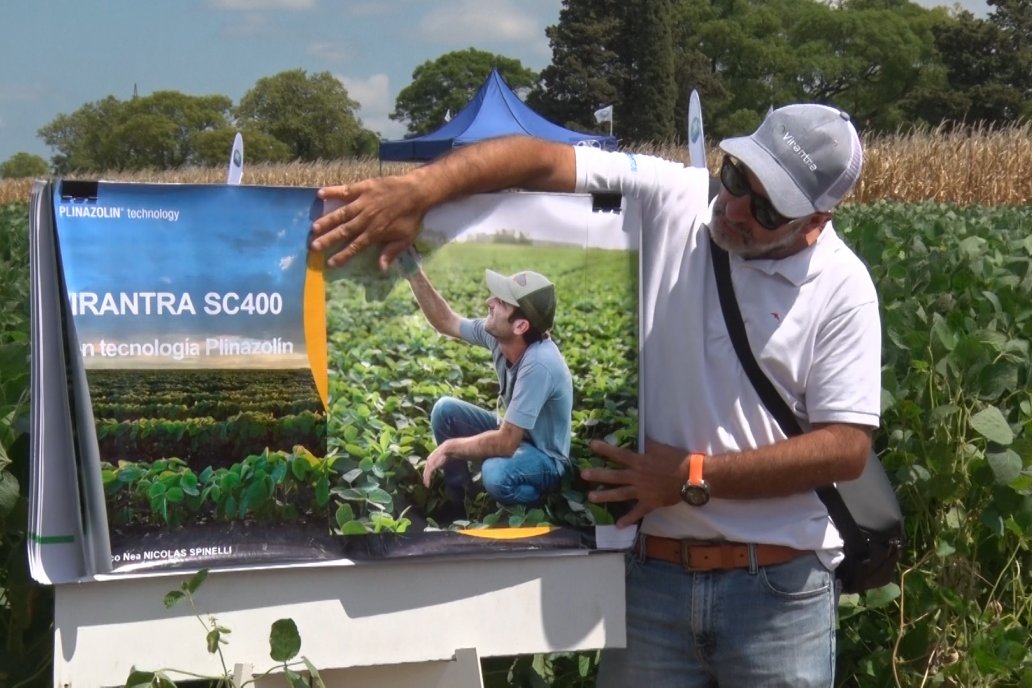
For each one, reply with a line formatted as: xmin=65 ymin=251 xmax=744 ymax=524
xmin=708 ymin=237 xmax=868 ymax=556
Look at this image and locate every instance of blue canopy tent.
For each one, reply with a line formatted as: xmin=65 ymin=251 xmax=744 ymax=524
xmin=379 ymin=68 xmax=617 ymax=161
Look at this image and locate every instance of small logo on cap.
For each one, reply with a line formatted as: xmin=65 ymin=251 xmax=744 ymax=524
xmin=781 ymin=132 xmax=818 ymax=172
xmin=514 ymin=273 xmax=528 ymax=287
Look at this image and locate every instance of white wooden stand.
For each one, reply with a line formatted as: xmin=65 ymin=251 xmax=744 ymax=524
xmin=53 ymin=551 xmax=626 ymax=687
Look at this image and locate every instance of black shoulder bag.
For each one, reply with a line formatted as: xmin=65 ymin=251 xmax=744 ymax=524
xmin=709 ymin=237 xmax=903 ymax=593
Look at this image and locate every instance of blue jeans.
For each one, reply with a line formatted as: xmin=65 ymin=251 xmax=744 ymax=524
xmin=598 ymin=550 xmax=837 ymax=687
xmin=430 ymin=396 xmax=564 ymax=506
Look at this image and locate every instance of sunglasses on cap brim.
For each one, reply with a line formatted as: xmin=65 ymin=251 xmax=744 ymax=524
xmin=719 ymin=155 xmax=794 ymax=231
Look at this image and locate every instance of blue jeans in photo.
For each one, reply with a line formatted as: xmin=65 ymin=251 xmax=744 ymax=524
xmin=430 ymin=396 xmax=564 ymax=507
xmin=598 ymin=550 xmax=837 ymax=688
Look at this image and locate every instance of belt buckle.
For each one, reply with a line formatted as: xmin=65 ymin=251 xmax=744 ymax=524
xmin=679 ymin=540 xmax=703 ymax=571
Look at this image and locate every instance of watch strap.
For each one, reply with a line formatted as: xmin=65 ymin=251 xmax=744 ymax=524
xmin=688 ymin=453 xmax=705 ymax=485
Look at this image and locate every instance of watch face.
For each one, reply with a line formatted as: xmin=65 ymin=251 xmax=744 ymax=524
xmin=680 ymin=482 xmax=710 ymax=506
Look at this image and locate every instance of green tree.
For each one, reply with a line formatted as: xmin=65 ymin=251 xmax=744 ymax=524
xmin=671 ymin=0 xmax=726 ymax=145
xmin=37 ymin=91 xmax=234 ymax=172
xmin=907 ymin=2 xmax=1032 ymax=126
xmin=529 ymin=0 xmax=627 ymax=134
xmin=38 ymin=95 xmax=125 ymax=173
xmin=189 ymin=128 xmax=293 ymax=167
xmin=989 ymin=0 xmax=1032 ymax=115
xmin=391 ymin=49 xmax=537 ymax=137
xmin=788 ymin=1 xmax=942 ymax=130
xmin=0 ymin=152 xmax=49 ymax=178
xmin=621 ymin=0 xmax=677 ymax=143
xmin=116 ymin=91 xmax=233 ymax=169
xmin=689 ymin=0 xmax=802 ymax=139
xmin=670 ymin=0 xmax=945 ymax=139
xmin=235 ymin=69 xmax=374 ymax=161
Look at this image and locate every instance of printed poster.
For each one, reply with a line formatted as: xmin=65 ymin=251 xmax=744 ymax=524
xmin=48 ymin=182 xmax=640 ymax=575
xmin=53 ymin=182 xmax=329 ymax=573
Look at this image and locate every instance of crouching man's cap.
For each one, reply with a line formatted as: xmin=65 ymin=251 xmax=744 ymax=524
xmin=485 ymin=269 xmax=556 ymax=333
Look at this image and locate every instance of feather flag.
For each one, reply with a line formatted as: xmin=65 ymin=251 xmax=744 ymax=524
xmin=687 ymin=90 xmax=706 ymax=169
xmin=227 ymin=132 xmax=244 ymax=185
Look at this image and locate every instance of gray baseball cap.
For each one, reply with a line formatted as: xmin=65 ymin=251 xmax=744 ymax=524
xmin=719 ymin=104 xmax=863 ymax=218
xmin=485 ymin=269 xmax=556 ymax=333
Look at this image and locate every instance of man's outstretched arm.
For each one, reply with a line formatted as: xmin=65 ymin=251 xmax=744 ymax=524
xmin=403 ymin=266 xmax=462 ymax=339
xmin=310 ymin=136 xmax=576 ymax=268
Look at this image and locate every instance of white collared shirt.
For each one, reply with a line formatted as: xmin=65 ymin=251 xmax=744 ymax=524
xmin=574 ymin=147 xmax=882 ymax=566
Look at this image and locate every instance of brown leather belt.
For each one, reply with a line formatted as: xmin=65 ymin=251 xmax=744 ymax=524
xmin=637 ymin=534 xmax=809 ymax=572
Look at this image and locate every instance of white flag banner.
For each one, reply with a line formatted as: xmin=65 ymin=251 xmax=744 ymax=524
xmin=443 ymin=108 xmax=452 ymax=122
xmin=687 ymin=90 xmax=706 ymax=169
xmin=227 ymin=132 xmax=244 ymax=185
xmin=594 ymin=105 xmax=614 ymax=124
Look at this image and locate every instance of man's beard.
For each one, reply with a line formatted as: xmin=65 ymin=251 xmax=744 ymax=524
xmin=707 ymin=204 xmax=804 ymax=260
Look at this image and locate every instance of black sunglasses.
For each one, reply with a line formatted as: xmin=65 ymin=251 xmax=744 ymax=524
xmin=719 ymin=155 xmax=792 ymax=231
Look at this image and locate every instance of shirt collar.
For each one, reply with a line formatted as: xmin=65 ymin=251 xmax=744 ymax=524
xmin=730 ymin=221 xmax=839 ymax=286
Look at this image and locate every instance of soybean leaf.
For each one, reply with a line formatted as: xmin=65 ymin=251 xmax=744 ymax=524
xmin=587 ymin=503 xmax=615 ymax=525
xmin=0 ymin=470 xmax=18 ymax=518
xmin=969 ymin=406 xmax=1014 ymax=445
xmin=123 ymin=669 xmax=156 ymax=688
xmin=986 ymin=449 xmax=1022 ymax=485
xmin=863 ymin=583 xmax=901 ymax=608
xmin=364 ymin=487 xmax=393 ymax=506
xmin=124 ymin=669 xmax=176 ymax=688
xmin=206 ymin=628 xmax=222 ymax=654
xmin=931 ymin=316 xmax=958 ymax=351
xmin=338 ymin=519 xmax=369 ymax=535
xmin=183 ymin=568 xmax=209 ymax=594
xmin=303 ymin=657 xmax=326 ymax=688
xmin=286 ymin=668 xmax=309 ymax=688
xmin=270 ymin=618 xmax=302 ymax=662
xmin=978 ymin=362 xmax=1019 ymax=400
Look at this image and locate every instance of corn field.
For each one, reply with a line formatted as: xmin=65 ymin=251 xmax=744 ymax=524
xmin=3 ymin=123 xmax=1031 ymax=206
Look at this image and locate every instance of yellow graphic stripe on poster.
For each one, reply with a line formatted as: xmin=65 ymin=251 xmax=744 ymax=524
xmin=457 ymin=526 xmax=555 ymax=540
xmin=304 ymin=249 xmax=328 ymax=409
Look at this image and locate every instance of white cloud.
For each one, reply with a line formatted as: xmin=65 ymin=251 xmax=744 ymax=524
xmin=279 ymin=255 xmax=295 ymax=270
xmin=308 ymin=41 xmax=354 ymax=63
xmin=345 ymin=1 xmax=398 ymax=18
xmin=209 ymin=0 xmax=315 ymax=10
xmin=340 ymin=73 xmax=390 ymax=111
xmin=419 ymin=0 xmax=541 ymax=44
xmin=338 ymin=73 xmax=402 ymax=137
xmin=0 ymin=83 xmax=44 ymax=103
xmin=221 ymin=13 xmax=275 ymax=37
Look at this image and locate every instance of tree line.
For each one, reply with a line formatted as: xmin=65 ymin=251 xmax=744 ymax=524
xmin=3 ymin=0 xmax=1029 ymax=176
xmin=530 ymin=0 xmax=1030 ymax=142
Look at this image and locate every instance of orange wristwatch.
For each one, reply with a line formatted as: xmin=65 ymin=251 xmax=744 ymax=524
xmin=679 ymin=453 xmax=710 ymax=506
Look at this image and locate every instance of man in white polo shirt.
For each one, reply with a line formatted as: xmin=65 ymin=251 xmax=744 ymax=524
xmin=310 ymin=104 xmax=880 ymax=687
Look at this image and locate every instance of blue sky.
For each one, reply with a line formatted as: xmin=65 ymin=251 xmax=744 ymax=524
xmin=1 ymin=0 xmax=988 ymax=165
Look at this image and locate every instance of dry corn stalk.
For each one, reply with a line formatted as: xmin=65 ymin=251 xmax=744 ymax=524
xmin=2 ymin=124 xmax=1031 ymax=206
